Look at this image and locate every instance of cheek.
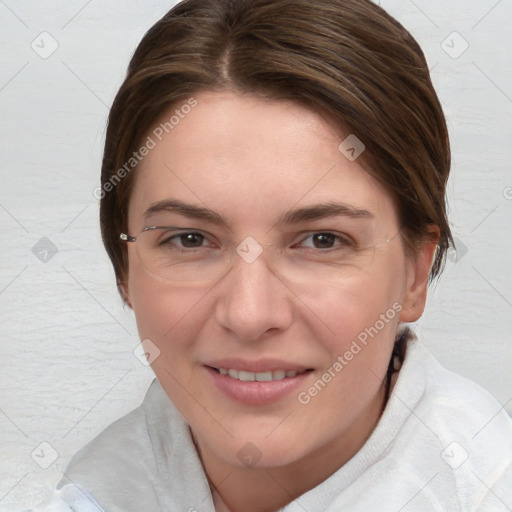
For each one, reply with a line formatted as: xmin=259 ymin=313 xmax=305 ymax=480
xmin=292 ymin=271 xmax=404 ymax=436
xmin=127 ymin=267 xmax=230 ymax=438
xmin=304 ymin=257 xmax=407 ymax=354
xmin=129 ymin=270 xmax=214 ymax=418
xmin=295 ymin=251 xmax=407 ymax=403
xmin=128 ymin=264 xmax=205 ymax=361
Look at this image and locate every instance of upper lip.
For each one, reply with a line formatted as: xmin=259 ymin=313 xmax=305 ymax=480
xmin=204 ymin=358 xmax=311 ymax=373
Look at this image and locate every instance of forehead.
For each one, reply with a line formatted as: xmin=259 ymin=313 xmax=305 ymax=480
xmin=128 ymin=91 xmax=397 ymax=229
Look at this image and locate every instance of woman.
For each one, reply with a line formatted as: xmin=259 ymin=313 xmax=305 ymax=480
xmin=33 ymin=0 xmax=512 ymax=510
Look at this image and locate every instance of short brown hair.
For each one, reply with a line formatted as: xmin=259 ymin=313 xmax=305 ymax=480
xmin=100 ymin=0 xmax=452 ymax=300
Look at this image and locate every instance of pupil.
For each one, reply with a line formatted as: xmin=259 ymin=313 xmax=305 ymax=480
xmin=181 ymin=233 xmax=203 ymax=247
xmin=313 ymin=233 xmax=335 ymax=248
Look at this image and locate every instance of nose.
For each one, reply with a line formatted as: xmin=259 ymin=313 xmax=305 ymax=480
xmin=214 ymin=251 xmax=293 ymax=343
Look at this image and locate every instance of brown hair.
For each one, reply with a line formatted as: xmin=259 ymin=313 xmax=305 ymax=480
xmin=100 ymin=0 xmax=452 ymax=301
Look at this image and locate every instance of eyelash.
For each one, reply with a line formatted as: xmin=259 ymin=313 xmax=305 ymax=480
xmin=158 ymin=230 xmax=354 ymax=252
xmin=160 ymin=232 xmax=215 ymax=251
xmin=294 ymin=232 xmax=354 ymax=251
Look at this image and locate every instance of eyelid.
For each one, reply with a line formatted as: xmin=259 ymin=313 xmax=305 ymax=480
xmin=154 ymin=227 xmax=218 ymax=247
xmin=149 ymin=227 xmax=356 ymax=249
xmin=150 ymin=224 xmax=231 ymax=241
xmin=293 ymin=230 xmax=354 ymax=244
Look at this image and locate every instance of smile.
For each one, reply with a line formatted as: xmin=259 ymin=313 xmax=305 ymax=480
xmin=205 ymin=363 xmax=314 ymax=405
xmin=211 ymin=367 xmax=309 ymax=382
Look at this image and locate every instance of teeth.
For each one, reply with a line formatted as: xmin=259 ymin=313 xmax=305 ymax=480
xmin=256 ymin=371 xmax=273 ymax=382
xmin=272 ymin=369 xmax=286 ymax=380
xmin=238 ymin=370 xmax=256 ymax=382
xmin=216 ymin=368 xmax=304 ymax=381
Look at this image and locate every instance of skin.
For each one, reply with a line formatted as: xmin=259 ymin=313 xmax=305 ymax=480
xmin=123 ymin=91 xmax=438 ymax=512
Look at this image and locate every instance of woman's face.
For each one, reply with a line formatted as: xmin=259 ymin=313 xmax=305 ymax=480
xmin=125 ymin=91 xmax=432 ymax=470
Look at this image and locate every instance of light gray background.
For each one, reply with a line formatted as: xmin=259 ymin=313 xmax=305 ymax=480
xmin=1 ymin=0 xmax=511 ymax=510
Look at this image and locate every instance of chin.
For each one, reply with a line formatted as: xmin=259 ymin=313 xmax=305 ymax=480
xmin=224 ymin=439 xmax=306 ymax=470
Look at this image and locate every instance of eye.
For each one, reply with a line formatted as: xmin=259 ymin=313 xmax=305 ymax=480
xmin=176 ymin=232 xmax=206 ymax=248
xmin=296 ymin=232 xmax=352 ymax=250
xmin=160 ymin=231 xmax=210 ymax=249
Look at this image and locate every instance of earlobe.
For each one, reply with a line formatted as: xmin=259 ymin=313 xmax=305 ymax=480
xmin=399 ymin=227 xmax=440 ymax=323
xmin=119 ymin=281 xmax=133 ymax=310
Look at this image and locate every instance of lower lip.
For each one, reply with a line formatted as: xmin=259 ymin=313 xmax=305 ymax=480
xmin=205 ymin=366 xmax=312 ymax=406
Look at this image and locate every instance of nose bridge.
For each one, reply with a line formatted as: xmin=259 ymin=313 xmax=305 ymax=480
xmin=215 ymin=241 xmax=292 ymax=340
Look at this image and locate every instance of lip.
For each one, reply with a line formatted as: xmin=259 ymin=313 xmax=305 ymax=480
xmin=204 ymin=359 xmax=313 ymax=406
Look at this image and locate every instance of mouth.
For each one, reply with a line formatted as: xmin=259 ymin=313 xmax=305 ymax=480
xmin=208 ymin=366 xmax=312 ymax=382
xmin=204 ymin=361 xmax=314 ymax=405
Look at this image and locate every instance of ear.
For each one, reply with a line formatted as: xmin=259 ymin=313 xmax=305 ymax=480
xmin=119 ymin=280 xmax=133 ymax=310
xmin=399 ymin=226 xmax=440 ymax=323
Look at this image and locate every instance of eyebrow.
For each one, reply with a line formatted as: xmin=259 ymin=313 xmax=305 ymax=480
xmin=276 ymin=202 xmax=374 ymax=225
xmin=144 ymin=199 xmax=374 ymax=226
xmin=144 ymin=199 xmax=227 ymax=224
